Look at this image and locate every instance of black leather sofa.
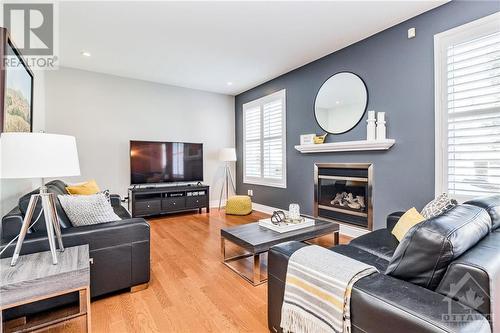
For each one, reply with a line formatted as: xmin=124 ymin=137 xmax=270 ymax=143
xmin=0 ymin=180 xmax=150 ymax=319
xmin=269 ymin=195 xmax=500 ymax=333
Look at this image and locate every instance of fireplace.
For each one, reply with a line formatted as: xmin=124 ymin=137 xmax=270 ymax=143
xmin=314 ymin=163 xmax=373 ymax=230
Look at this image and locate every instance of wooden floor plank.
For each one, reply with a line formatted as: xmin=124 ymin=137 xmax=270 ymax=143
xmin=34 ymin=209 xmax=351 ymax=333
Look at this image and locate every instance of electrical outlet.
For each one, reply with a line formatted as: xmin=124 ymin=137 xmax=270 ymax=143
xmin=247 ymin=189 xmax=253 ymax=196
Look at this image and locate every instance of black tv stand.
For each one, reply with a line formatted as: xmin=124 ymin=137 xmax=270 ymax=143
xmin=129 ymin=184 xmax=210 ymax=218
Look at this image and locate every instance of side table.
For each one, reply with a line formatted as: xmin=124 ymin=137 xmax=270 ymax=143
xmin=1 ymin=245 xmax=91 ymax=332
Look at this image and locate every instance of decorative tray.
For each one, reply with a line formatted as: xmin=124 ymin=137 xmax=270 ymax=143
xmin=258 ymin=217 xmax=315 ymax=233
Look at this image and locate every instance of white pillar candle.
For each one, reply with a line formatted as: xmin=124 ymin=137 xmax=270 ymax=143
xmin=377 ymin=112 xmax=385 ymax=122
xmin=376 ymin=112 xmax=386 ymax=140
xmin=368 ymin=110 xmax=376 ymax=120
xmin=366 ymin=110 xmax=376 ymax=141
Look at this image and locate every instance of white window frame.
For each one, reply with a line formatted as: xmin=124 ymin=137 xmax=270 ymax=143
xmin=434 ymin=12 xmax=500 ymax=201
xmin=243 ymin=89 xmax=287 ymax=188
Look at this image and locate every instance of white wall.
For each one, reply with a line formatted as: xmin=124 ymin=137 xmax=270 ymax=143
xmin=0 ymin=70 xmax=46 ymax=217
xmin=45 ymin=67 xmax=235 ymax=203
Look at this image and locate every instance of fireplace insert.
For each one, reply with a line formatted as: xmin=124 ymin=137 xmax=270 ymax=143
xmin=314 ymin=163 xmax=373 ymax=230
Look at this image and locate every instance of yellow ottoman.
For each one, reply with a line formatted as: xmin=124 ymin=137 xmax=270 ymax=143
xmin=225 ymin=195 xmax=253 ymax=215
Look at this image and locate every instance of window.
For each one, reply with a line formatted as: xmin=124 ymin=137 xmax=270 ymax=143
xmin=243 ymin=89 xmax=286 ymax=188
xmin=435 ymin=12 xmax=500 ymax=200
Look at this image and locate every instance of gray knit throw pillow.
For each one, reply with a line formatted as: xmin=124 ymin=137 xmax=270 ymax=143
xmin=421 ymin=193 xmax=458 ymax=219
xmin=58 ymin=193 xmax=121 ymax=227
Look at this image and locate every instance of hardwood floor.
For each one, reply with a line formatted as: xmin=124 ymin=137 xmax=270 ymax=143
xmin=41 ymin=210 xmax=350 ymax=332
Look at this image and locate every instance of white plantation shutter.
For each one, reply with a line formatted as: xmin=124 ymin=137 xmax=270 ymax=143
xmin=263 ymin=99 xmax=284 ymax=179
xmin=435 ymin=13 xmax=500 ymax=200
xmin=243 ymin=89 xmax=286 ymax=188
xmin=244 ymin=106 xmax=261 ymax=178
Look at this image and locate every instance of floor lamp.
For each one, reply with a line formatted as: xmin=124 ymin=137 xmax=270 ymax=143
xmin=0 ymin=133 xmax=81 ymax=266
xmin=218 ymin=148 xmax=236 ymax=210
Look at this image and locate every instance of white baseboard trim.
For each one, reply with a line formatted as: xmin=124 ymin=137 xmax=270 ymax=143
xmin=251 ymin=202 xmax=369 ymax=239
xmin=338 ymin=224 xmax=370 ymax=239
xmin=210 ymin=199 xmax=225 ymax=209
xmin=251 ymin=202 xmax=276 ymax=214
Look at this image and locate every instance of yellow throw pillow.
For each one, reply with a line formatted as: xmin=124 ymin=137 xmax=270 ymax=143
xmin=391 ymin=207 xmax=426 ymax=242
xmin=66 ymin=180 xmax=101 ymax=195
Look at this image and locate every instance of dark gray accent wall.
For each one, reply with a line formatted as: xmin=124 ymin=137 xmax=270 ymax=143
xmin=235 ymin=1 xmax=500 ymax=230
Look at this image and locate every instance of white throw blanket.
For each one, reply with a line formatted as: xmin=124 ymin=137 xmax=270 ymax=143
xmin=280 ymin=245 xmax=378 ymax=333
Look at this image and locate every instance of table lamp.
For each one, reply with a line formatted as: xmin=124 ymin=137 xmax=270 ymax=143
xmin=218 ymin=148 xmax=237 ymax=210
xmin=0 ymin=133 xmax=81 ymax=266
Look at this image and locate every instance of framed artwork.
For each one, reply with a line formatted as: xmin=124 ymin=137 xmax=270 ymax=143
xmin=0 ymin=28 xmax=34 ymax=133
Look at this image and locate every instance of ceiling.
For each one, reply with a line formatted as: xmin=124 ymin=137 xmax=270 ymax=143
xmin=59 ymin=1 xmax=447 ymax=95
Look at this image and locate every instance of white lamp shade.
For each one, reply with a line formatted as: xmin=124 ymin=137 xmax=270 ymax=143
xmin=0 ymin=133 xmax=81 ymax=179
xmin=219 ymin=148 xmax=237 ymax=162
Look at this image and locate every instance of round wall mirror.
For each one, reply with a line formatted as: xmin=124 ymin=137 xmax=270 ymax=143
xmin=314 ymin=72 xmax=368 ymax=134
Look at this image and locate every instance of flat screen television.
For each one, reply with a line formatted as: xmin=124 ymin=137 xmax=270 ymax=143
xmin=130 ymin=140 xmax=203 ymax=185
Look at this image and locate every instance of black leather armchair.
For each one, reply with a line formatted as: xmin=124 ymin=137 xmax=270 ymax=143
xmin=0 ymin=180 xmax=150 ymax=319
xmin=268 ymin=196 xmax=500 ymax=333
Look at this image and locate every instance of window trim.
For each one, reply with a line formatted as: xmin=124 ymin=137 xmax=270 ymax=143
xmin=434 ymin=12 xmax=500 ymax=201
xmin=242 ymin=89 xmax=287 ymax=188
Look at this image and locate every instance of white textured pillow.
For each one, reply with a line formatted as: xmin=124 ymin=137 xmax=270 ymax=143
xmin=421 ymin=193 xmax=458 ymax=219
xmin=58 ymin=193 xmax=121 ymax=227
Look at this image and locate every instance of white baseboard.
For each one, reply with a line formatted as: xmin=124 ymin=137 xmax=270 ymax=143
xmin=210 ymin=199 xmax=226 ymax=209
xmin=251 ymin=202 xmax=369 ymax=239
xmin=337 ymin=224 xmax=370 ymax=239
xmin=251 ymin=202 xmax=276 ymax=214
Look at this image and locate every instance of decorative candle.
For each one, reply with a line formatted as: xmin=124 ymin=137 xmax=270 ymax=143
xmin=366 ymin=111 xmax=376 ymax=141
xmin=376 ymin=112 xmax=386 ymax=140
xmin=289 ymin=203 xmax=301 ymax=220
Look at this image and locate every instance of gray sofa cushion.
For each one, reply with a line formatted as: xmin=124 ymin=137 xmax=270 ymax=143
xmin=58 ymin=193 xmax=121 ymax=226
xmin=386 ymin=204 xmax=491 ymax=290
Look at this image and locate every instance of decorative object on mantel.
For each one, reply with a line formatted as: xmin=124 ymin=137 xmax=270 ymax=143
xmin=295 ymin=138 xmax=395 ymax=153
xmin=313 ymin=133 xmax=327 ymax=144
xmin=376 ymin=112 xmax=387 ymax=140
xmin=300 ymin=134 xmax=315 ymax=145
xmin=366 ymin=110 xmax=376 ymax=141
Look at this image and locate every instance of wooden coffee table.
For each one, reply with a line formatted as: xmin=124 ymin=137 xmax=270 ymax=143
xmin=1 ymin=245 xmax=91 ymax=332
xmin=221 ymin=218 xmax=339 ymax=286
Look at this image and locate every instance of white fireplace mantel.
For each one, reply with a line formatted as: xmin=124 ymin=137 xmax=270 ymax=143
xmin=294 ymin=139 xmax=395 ymax=154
